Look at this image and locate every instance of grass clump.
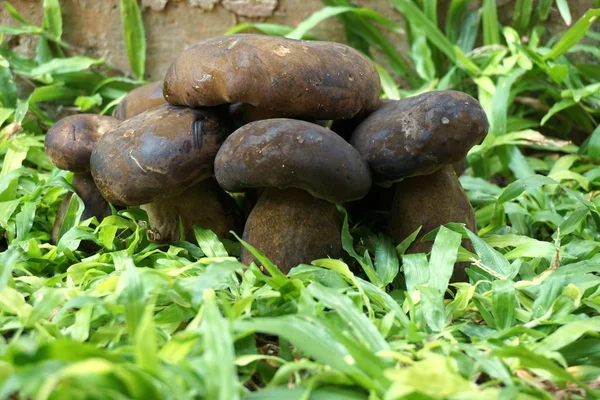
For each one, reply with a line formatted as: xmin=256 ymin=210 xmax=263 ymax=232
xmin=0 ymin=0 xmax=599 ymax=399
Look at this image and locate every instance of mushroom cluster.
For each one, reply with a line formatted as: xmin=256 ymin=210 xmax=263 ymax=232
xmin=45 ymin=33 xmax=488 ymax=281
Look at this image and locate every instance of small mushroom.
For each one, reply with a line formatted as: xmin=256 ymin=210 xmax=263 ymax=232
xmin=163 ymin=34 xmax=380 ymax=122
xmin=45 ymin=114 xmax=120 ymax=246
xmin=350 ymin=90 xmax=489 ymax=281
xmin=90 ymin=104 xmax=240 ymax=242
xmin=112 ymin=81 xmax=167 ymax=120
xmin=214 ymin=118 xmax=371 ymax=273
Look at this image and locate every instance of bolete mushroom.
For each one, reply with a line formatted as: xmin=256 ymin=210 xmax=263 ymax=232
xmin=163 ymin=34 xmax=380 ymax=122
xmin=112 ymin=81 xmax=167 ymax=120
xmin=45 ymin=114 xmax=120 ymax=246
xmin=90 ymin=104 xmax=241 ymax=242
xmin=214 ymin=118 xmax=372 ymax=274
xmin=350 ymin=90 xmax=489 ymax=281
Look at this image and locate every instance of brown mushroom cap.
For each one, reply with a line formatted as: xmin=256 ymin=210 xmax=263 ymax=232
xmin=90 ymin=104 xmax=230 ymax=207
xmin=112 ymin=81 xmax=167 ymax=120
xmin=45 ymin=114 xmax=120 ymax=173
xmin=214 ymin=118 xmax=372 ymax=204
xmin=164 ymin=34 xmax=381 ymax=120
xmin=350 ymin=90 xmax=489 ymax=183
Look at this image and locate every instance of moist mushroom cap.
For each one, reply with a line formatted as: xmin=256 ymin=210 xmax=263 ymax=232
xmin=90 ymin=104 xmax=230 ymax=207
xmin=45 ymin=114 xmax=120 ymax=173
xmin=214 ymin=118 xmax=372 ymax=203
xmin=350 ymin=90 xmax=489 ymax=183
xmin=163 ymin=34 xmax=381 ymax=120
xmin=112 ymin=81 xmax=167 ymax=120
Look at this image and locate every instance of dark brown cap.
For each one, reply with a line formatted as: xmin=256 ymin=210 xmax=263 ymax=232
xmin=112 ymin=81 xmax=167 ymax=120
xmin=164 ymin=34 xmax=381 ymax=120
xmin=90 ymin=104 xmax=230 ymax=206
xmin=350 ymin=90 xmax=489 ymax=183
xmin=214 ymin=118 xmax=372 ymax=203
xmin=45 ymin=114 xmax=120 ymax=173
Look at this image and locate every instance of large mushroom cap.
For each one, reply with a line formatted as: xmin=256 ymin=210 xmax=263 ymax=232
xmin=214 ymin=118 xmax=372 ymax=203
xmin=45 ymin=114 xmax=120 ymax=173
xmin=90 ymin=104 xmax=230 ymax=206
xmin=164 ymin=34 xmax=381 ymax=120
xmin=112 ymin=81 xmax=167 ymax=120
xmin=350 ymin=90 xmax=489 ymax=183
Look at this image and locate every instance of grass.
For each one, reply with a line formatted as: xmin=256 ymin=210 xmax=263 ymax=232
xmin=0 ymin=0 xmax=600 ymax=399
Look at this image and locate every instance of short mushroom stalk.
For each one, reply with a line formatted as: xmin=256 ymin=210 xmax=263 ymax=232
xmin=91 ymin=104 xmax=241 ymax=243
xmin=44 ymin=114 xmax=120 ymax=246
xmin=215 ymin=119 xmax=371 ymax=274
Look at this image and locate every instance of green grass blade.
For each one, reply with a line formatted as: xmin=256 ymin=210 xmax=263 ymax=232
xmin=390 ymin=0 xmax=459 ymax=62
xmin=491 ymin=280 xmax=516 ymax=330
xmin=513 ymin=0 xmax=534 ymax=33
xmin=202 ymin=289 xmax=241 ymax=400
xmin=544 ymin=9 xmax=600 ymax=61
xmin=446 ymin=0 xmax=470 ymax=43
xmin=307 ymin=282 xmax=390 ymax=351
xmin=286 ymin=6 xmax=402 ymax=40
xmin=482 ymin=0 xmax=501 ymax=45
xmin=556 ymin=0 xmax=572 ymax=26
xmin=193 ymin=226 xmax=228 ymax=258
xmin=374 ymin=234 xmax=399 ymax=286
xmin=120 ymin=0 xmax=146 ymax=80
xmin=42 ymin=0 xmax=62 ymax=38
xmin=428 ymin=226 xmax=462 ymax=293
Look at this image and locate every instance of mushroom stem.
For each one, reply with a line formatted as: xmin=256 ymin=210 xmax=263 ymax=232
xmin=52 ymin=172 xmax=113 ymax=249
xmin=389 ymin=165 xmax=476 ymax=283
xmin=241 ymin=187 xmax=343 ymax=274
xmin=140 ymin=179 xmax=241 ymax=243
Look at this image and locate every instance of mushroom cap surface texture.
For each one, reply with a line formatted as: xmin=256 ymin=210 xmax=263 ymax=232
xmin=163 ymin=34 xmax=381 ymax=120
xmin=45 ymin=114 xmax=120 ymax=173
xmin=214 ymin=118 xmax=372 ymax=204
xmin=112 ymin=81 xmax=167 ymax=120
xmin=350 ymin=90 xmax=489 ymax=183
xmin=91 ymin=104 xmax=230 ymax=207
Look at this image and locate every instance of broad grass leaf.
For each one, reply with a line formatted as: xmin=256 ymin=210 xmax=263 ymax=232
xmin=234 ymin=316 xmax=373 ymax=386
xmin=134 ymin=299 xmax=158 ymax=374
xmin=396 ymin=226 xmax=421 ymax=256
xmin=194 ymin=227 xmax=228 ymax=258
xmin=202 ymin=289 xmax=240 ymax=400
xmin=120 ymin=0 xmax=146 ymax=80
xmin=28 ymin=56 xmax=103 ymax=78
xmin=356 ymin=277 xmax=410 ymax=327
xmin=307 ymin=282 xmax=390 ymax=352
xmin=384 ymin=354 xmax=476 ymax=398
xmin=231 ymin=231 xmax=289 ymax=289
xmin=419 ymin=286 xmax=446 ymax=332
xmin=535 ymin=318 xmax=600 ymax=353
xmin=465 ymin=229 xmax=516 ymax=279
xmin=497 ymin=175 xmax=557 ymax=203
xmin=491 ymin=280 xmax=516 ymax=330
xmin=374 ymin=233 xmax=399 ymax=286
xmin=25 ymin=287 xmax=68 ymax=327
xmin=246 ymin=387 xmax=368 ymax=400
xmin=42 ymin=0 xmax=62 ymax=38
xmin=286 ymin=6 xmax=402 ymax=40
xmin=390 ymin=0 xmax=462 ymax=63
xmin=225 ymin=23 xmax=294 ymax=36
xmin=428 ymin=226 xmax=462 ymax=293
xmin=482 ymin=0 xmax=501 ymax=45
xmin=402 ymin=253 xmax=429 ymax=295
xmin=113 ymin=251 xmax=144 ymax=337
xmin=338 ymin=206 xmax=381 ymax=285
xmin=544 ymin=9 xmax=600 ymax=61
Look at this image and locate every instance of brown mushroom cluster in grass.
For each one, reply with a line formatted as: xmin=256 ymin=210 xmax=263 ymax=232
xmin=44 ymin=33 xmax=489 ymax=281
